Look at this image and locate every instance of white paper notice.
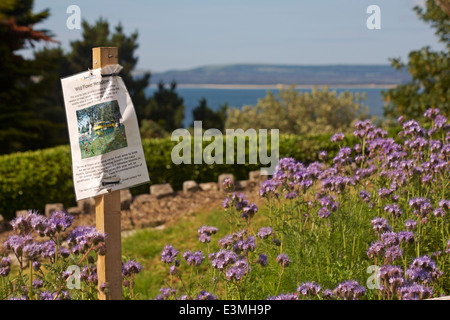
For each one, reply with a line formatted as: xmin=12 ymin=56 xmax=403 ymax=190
xmin=61 ymin=65 xmax=149 ymax=200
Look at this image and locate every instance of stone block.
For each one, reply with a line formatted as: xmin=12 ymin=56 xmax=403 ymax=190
xmin=120 ymin=189 xmax=133 ymax=210
xmin=45 ymin=203 xmax=64 ymax=217
xmin=183 ymin=180 xmax=200 ymax=193
xmin=77 ymin=198 xmax=95 ymax=214
xmin=67 ymin=206 xmax=82 ymax=216
xmin=199 ymin=182 xmax=218 ymax=192
xmin=15 ymin=210 xmax=29 ymax=218
xmin=150 ymin=183 xmax=174 ymax=198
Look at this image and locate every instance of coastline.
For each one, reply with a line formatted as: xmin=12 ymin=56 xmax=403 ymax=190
xmin=175 ymin=83 xmax=398 ymax=90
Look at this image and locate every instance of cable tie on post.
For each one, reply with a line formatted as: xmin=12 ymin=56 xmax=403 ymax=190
xmin=101 ymin=73 xmax=119 ymax=77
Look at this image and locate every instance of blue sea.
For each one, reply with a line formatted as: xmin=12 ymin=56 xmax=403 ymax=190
xmin=145 ymin=86 xmax=388 ymax=128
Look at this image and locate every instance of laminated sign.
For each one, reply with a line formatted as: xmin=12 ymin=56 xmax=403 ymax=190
xmin=61 ymin=64 xmax=149 ymax=200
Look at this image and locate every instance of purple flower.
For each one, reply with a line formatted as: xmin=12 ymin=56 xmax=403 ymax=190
xmin=233 ymin=236 xmax=256 ymax=254
xmin=257 ymin=227 xmax=272 ymax=239
xmin=381 ymin=231 xmax=399 ymax=247
xmin=161 ymin=245 xmax=179 ymax=264
xmin=297 ymin=281 xmax=321 ymax=297
xmin=0 ymin=257 xmax=11 ymax=277
xmin=318 ymin=207 xmax=331 ymax=219
xmin=211 ymin=250 xmax=237 ymax=271
xmin=397 ymin=284 xmax=433 ymax=300
xmin=122 ymin=260 xmax=142 ymax=277
xmin=3 ymin=234 xmax=34 ymax=257
xmin=222 ymin=178 xmax=234 ymax=192
xmin=322 ymin=289 xmax=334 ymax=299
xmin=406 ymin=255 xmax=442 ymax=284
xmin=384 ymin=245 xmax=403 ymax=263
xmin=384 ymin=204 xmax=403 ymax=218
xmin=10 ymin=211 xmax=36 ymax=235
xmin=241 ymin=203 xmax=258 ymax=219
xmin=433 ymin=208 xmax=445 ymax=217
xmin=32 ymin=279 xmax=43 ymax=289
xmin=433 ymin=114 xmax=447 ymax=129
xmin=331 ymin=133 xmax=344 ymax=143
xmin=359 ymin=190 xmax=371 ymax=203
xmin=259 ymin=180 xmax=279 ymax=198
xmin=379 ymin=265 xmax=403 ymax=282
xmin=256 ymin=254 xmax=268 ymax=266
xmin=196 ymin=290 xmax=218 ymax=300
xmin=438 ymin=199 xmax=449 ymax=210
xmin=183 ymin=250 xmax=205 ymax=267
xmin=156 ymin=287 xmax=176 ymax=300
xmin=405 ymin=219 xmax=417 ymax=231
xmin=218 ymin=234 xmax=234 ymax=248
xmin=318 ymin=151 xmax=328 ymax=161
xmin=333 ymin=280 xmax=365 ymax=300
xmin=371 ymin=217 xmax=392 ymax=234
xmin=445 ymin=240 xmax=450 ymax=254
xmin=397 ymin=231 xmax=415 ymax=244
xmin=44 ymin=211 xmax=74 ymax=236
xmin=222 ymin=198 xmax=230 ymax=208
xmin=276 ymin=254 xmax=290 ymax=268
xmin=225 ymin=258 xmax=248 ymax=281
xmin=408 ymin=197 xmax=432 ymax=218
xmin=67 ymin=226 xmax=105 ymax=255
xmin=230 ymin=193 xmax=249 ymax=212
xmin=267 ymin=293 xmax=298 ymax=300
xmin=23 ymin=241 xmax=42 ymax=259
xmin=197 ymin=225 xmax=218 ymax=243
xmin=378 ymin=188 xmax=394 ymax=199
xmin=367 ymin=241 xmax=384 ymax=259
xmin=424 ymin=108 xmax=440 ymax=120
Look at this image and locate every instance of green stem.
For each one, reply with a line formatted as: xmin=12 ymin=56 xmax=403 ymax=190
xmin=28 ymin=260 xmax=33 ymax=300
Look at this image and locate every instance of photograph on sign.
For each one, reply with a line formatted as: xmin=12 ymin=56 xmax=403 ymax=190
xmin=61 ymin=65 xmax=150 ymax=200
xmin=76 ymin=100 xmax=128 ymax=159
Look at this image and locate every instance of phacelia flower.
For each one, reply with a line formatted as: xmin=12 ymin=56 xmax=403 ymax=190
xmin=267 ymin=293 xmax=298 ymax=300
xmin=331 ymin=133 xmax=345 ymax=143
xmin=257 ymin=227 xmax=272 ymax=239
xmin=183 ymin=250 xmax=205 ymax=267
xmin=161 ymin=245 xmax=179 ymax=264
xmin=122 ymin=260 xmax=142 ymax=277
xmin=276 ymin=254 xmax=291 ymax=268
xmin=256 ymin=254 xmax=268 ymax=266
xmin=197 ymin=225 xmax=219 ymax=243
xmin=297 ymin=281 xmax=321 ymax=297
xmin=0 ymin=257 xmax=11 ymax=277
xmin=333 ymin=280 xmax=365 ymax=300
xmin=196 ymin=290 xmax=218 ymax=300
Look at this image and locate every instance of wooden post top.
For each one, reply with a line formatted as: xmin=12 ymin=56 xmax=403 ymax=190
xmin=92 ymin=47 xmax=118 ymax=69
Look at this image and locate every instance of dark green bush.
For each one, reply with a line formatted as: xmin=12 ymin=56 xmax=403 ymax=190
xmin=0 ymin=133 xmax=360 ymax=221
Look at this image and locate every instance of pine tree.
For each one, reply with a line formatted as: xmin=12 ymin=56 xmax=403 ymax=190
xmin=0 ymin=0 xmax=57 ymax=154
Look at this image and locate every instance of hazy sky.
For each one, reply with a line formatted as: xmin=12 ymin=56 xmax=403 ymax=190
xmin=25 ymin=0 xmax=444 ymax=72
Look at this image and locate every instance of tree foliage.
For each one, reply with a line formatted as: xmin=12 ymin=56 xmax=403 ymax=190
xmin=225 ymin=86 xmax=369 ymax=135
xmin=382 ymin=0 xmax=450 ymax=119
xmin=145 ymin=80 xmax=185 ymax=132
xmin=191 ymin=98 xmax=227 ymax=131
xmin=0 ymin=0 xmax=59 ymax=154
xmin=66 ymin=18 xmax=151 ymax=124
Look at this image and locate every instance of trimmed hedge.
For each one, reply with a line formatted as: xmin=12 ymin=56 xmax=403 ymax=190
xmin=0 ymin=133 xmax=357 ymax=221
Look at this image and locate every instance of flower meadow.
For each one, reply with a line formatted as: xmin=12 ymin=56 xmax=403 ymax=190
xmin=0 ymin=210 xmax=141 ymax=300
xmin=152 ymin=108 xmax=449 ymax=300
xmin=1 ymin=108 xmax=449 ymax=300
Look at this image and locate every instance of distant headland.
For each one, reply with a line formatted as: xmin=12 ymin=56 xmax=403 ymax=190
xmin=138 ymin=64 xmax=410 ymax=87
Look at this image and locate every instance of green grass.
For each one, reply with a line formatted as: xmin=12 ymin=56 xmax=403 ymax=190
xmin=122 ymin=205 xmax=230 ymax=299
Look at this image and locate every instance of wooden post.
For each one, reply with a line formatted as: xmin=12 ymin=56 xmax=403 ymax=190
xmin=93 ymin=47 xmax=122 ymax=300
